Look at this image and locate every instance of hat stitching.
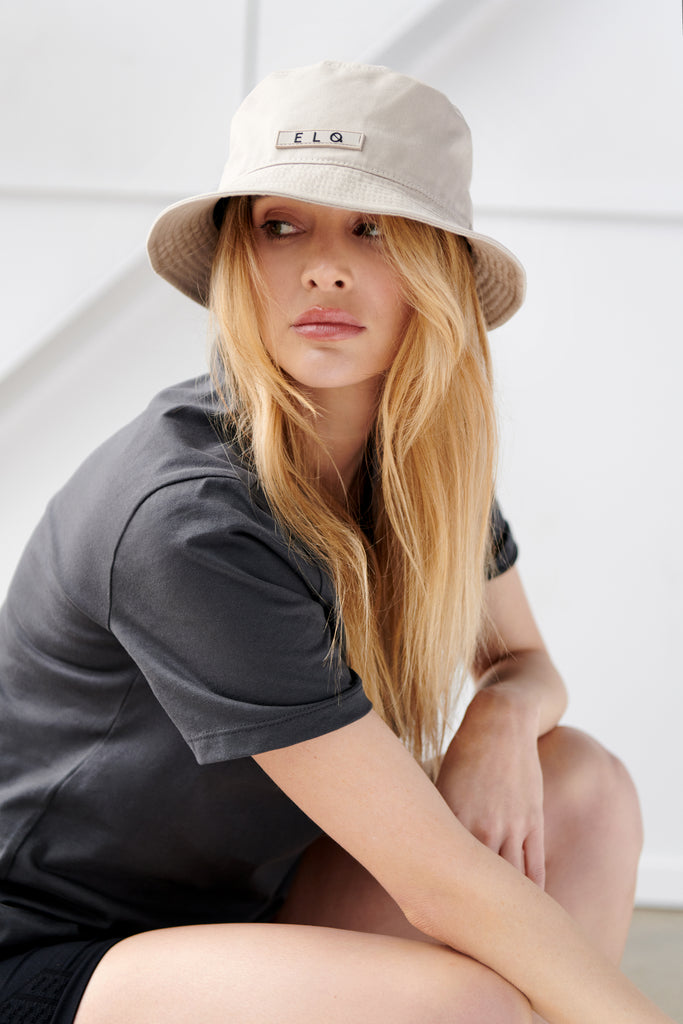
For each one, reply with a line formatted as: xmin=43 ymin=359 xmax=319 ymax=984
xmin=229 ymin=159 xmax=463 ymax=222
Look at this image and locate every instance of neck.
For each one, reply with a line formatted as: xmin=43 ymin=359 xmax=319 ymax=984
xmin=302 ymin=380 xmax=380 ymax=505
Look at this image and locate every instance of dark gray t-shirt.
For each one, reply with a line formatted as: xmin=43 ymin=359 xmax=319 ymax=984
xmin=0 ymin=377 xmax=517 ymax=955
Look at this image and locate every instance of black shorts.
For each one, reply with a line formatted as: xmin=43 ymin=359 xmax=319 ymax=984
xmin=0 ymin=938 xmax=121 ymax=1024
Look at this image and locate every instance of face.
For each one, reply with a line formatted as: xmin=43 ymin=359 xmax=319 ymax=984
xmin=250 ymin=197 xmax=410 ymax=396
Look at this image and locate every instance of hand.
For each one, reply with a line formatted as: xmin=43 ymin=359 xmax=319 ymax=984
xmin=436 ymin=685 xmax=546 ymax=888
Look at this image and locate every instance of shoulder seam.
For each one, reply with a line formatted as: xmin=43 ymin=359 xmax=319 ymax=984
xmin=106 ymin=470 xmax=251 ymax=630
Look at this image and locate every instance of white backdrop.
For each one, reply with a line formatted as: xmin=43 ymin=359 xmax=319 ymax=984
xmin=1 ymin=0 xmax=682 ymax=904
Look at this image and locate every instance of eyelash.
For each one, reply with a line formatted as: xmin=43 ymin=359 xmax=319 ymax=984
xmin=258 ymin=220 xmax=297 ymax=240
xmin=257 ymin=219 xmax=380 ymax=241
xmin=354 ymin=222 xmax=380 ymax=239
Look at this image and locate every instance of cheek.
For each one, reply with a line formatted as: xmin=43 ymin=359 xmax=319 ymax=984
xmin=386 ymin=298 xmax=413 ymax=369
xmin=373 ymin=263 xmax=408 ymax=319
xmin=253 ymin=242 xmax=293 ymax=305
xmin=383 ymin=285 xmax=411 ymax=339
xmin=258 ymin=264 xmax=284 ymax=311
xmin=395 ymin=297 xmax=411 ymax=332
xmin=255 ymin=264 xmax=293 ymax=343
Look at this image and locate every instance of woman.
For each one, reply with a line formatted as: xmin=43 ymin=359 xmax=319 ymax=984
xmin=0 ymin=61 xmax=672 ymax=1024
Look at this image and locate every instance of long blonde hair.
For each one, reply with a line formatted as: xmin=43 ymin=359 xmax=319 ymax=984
xmin=209 ymin=196 xmax=497 ymax=769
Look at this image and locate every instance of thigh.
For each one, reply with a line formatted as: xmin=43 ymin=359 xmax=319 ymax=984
xmin=276 ymin=831 xmax=432 ymax=940
xmin=74 ymin=922 xmax=531 ymax=1024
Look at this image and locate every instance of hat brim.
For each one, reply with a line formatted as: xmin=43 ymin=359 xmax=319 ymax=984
xmin=147 ymin=163 xmax=525 ymax=330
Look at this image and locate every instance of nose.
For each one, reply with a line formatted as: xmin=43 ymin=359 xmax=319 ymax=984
xmin=301 ymin=237 xmax=352 ymax=292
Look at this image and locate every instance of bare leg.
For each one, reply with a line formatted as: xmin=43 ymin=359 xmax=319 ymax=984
xmin=538 ymin=726 xmax=643 ymax=962
xmin=277 ymin=725 xmax=643 ymax=1024
xmin=75 ymin=726 xmax=638 ymax=1024
xmin=74 ymin=923 xmax=531 ymax=1024
xmin=280 ymin=726 xmax=642 ymax=961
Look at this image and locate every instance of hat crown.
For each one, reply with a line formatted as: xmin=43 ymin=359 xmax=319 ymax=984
xmin=221 ymin=60 xmax=474 ymax=228
xmin=146 ymin=60 xmax=525 ymax=329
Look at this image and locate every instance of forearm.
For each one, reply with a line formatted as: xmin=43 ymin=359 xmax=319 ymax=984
xmin=472 ymin=647 xmax=568 ymax=739
xmin=409 ymin=829 xmax=672 ymax=1024
xmin=257 ymin=712 xmax=670 ymax=1024
xmin=438 ymin=649 xmax=568 ymax=889
xmin=471 ymin=567 xmax=567 ymax=739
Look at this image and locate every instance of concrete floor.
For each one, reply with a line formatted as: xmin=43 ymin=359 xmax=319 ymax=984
xmin=621 ymin=909 xmax=683 ymax=1020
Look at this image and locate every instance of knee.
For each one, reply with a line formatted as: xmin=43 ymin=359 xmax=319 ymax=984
xmin=451 ymin=971 xmax=532 ymax=1024
xmin=541 ymin=725 xmax=644 ymax=855
xmin=420 ymin=950 xmax=532 ymax=1024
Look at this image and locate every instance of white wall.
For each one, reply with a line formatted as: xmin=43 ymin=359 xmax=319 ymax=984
xmin=0 ymin=266 xmax=208 ymax=579
xmin=419 ymin=0 xmax=683 ymax=905
xmin=483 ymin=211 xmax=683 ymax=906
xmin=1 ymin=0 xmax=682 ymax=905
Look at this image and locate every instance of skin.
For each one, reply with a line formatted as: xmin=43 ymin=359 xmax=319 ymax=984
xmin=74 ymin=200 xmax=670 ymax=1024
xmin=251 ymin=196 xmax=410 ymax=499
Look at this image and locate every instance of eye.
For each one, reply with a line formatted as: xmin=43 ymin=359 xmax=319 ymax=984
xmin=259 ymin=219 xmax=299 ymax=240
xmin=353 ymin=220 xmax=380 ymax=240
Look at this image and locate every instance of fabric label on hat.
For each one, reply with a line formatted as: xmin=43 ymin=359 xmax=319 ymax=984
xmin=276 ymin=130 xmax=365 ymax=150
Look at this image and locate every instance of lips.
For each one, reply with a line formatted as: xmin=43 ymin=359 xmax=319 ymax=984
xmin=292 ymin=306 xmax=365 ymax=340
xmin=293 ymin=306 xmax=363 ymax=328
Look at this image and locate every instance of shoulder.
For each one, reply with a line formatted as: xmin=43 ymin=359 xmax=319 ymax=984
xmin=117 ymin=470 xmax=321 ymax=600
xmin=108 ymin=385 xmax=332 ymax=613
xmin=41 ymin=376 xmax=289 ymax=622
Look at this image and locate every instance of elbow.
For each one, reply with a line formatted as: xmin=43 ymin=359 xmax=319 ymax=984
xmin=400 ymin=895 xmax=443 ymax=942
xmin=547 ymin=657 xmax=569 ymax=720
xmin=395 ymin=885 xmax=459 ymax=946
xmin=537 ymin=652 xmax=570 ymax=728
xmin=558 ymin=673 xmax=569 ymax=719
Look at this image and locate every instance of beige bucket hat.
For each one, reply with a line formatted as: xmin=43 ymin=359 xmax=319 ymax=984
xmin=147 ymin=60 xmax=525 ymax=330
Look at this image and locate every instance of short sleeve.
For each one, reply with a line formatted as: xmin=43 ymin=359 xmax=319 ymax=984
xmin=110 ymin=475 xmax=372 ymax=764
xmin=488 ymin=500 xmax=518 ymax=578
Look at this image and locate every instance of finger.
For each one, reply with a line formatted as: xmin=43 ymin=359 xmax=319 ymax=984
xmin=452 ymin=810 xmax=502 ymax=855
xmin=498 ymin=835 xmax=525 ymax=875
xmin=468 ymin=825 xmax=502 ymax=854
xmin=523 ymin=828 xmax=546 ymax=889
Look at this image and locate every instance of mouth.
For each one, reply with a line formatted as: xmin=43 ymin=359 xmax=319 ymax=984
xmin=292 ymin=306 xmax=365 ymax=340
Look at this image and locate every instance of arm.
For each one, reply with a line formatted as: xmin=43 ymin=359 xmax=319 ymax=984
xmin=471 ymin=563 xmax=567 ymax=736
xmin=254 ymin=712 xmax=671 ymax=1024
xmin=436 ymin=565 xmax=566 ymax=886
